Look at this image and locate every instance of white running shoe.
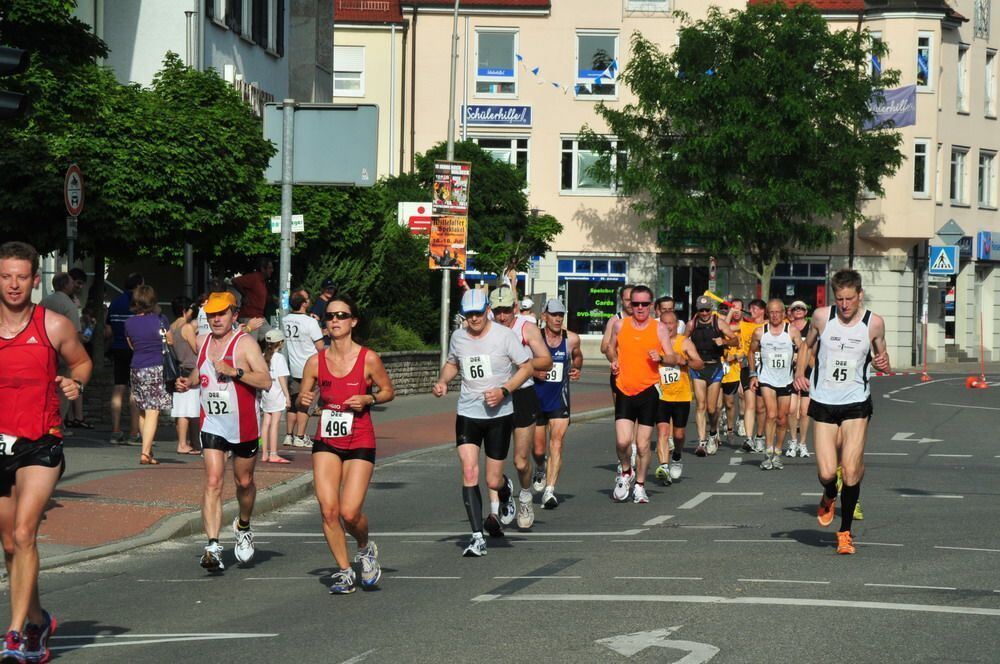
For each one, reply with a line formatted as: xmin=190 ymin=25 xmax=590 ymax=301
xmin=355 ymin=541 xmax=381 ymax=589
xmin=293 ymin=435 xmax=311 ymax=448
xmin=770 ymin=454 xmax=784 ymax=470
xmin=736 ymin=419 xmax=747 ymax=438
xmin=328 ymin=568 xmax=357 ymax=594
xmin=232 ymin=518 xmax=255 ymax=564
xmin=541 ymin=486 xmax=558 ymax=509
xmin=785 ymin=439 xmax=798 ymax=457
xmin=799 ymin=445 xmax=811 ymax=458
xmin=695 ymin=441 xmax=707 ymax=457
xmin=200 ymin=542 xmax=225 ymax=571
xmin=462 ymin=533 xmax=487 ymax=557
xmin=498 ymin=476 xmax=516 ymax=526
xmin=531 ymin=467 xmax=546 ymax=494
xmin=753 ymin=436 xmax=766 ymax=453
xmin=668 ymin=437 xmax=675 ymax=452
xmin=669 ymin=461 xmax=683 ymax=480
xmin=760 ymin=454 xmax=774 ymax=471
xmin=632 ymin=484 xmax=649 ymax=504
xmin=282 ymin=434 xmax=294 ymax=447
xmin=516 ymin=497 xmax=535 ymax=529
xmin=612 ymin=473 xmax=631 ymax=502
xmin=706 ymin=436 xmax=719 ymax=456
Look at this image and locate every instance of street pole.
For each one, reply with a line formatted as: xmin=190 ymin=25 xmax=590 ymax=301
xmin=278 ymin=99 xmax=296 ymax=338
xmin=184 ymin=10 xmax=196 ymax=298
xmin=440 ymin=0 xmax=460 ymax=366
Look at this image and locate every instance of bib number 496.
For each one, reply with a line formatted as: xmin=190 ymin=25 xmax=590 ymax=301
xmin=321 ymin=410 xmax=354 ymax=438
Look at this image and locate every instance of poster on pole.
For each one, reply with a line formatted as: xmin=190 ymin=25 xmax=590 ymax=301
xmin=429 ymin=215 xmax=468 ymax=270
xmin=432 ymin=161 xmax=471 ymax=215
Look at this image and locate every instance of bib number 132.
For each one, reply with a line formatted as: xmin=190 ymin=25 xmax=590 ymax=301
xmin=204 ymin=391 xmax=231 ymax=415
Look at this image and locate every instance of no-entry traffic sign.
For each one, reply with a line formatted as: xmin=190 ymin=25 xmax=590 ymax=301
xmin=64 ymin=164 xmax=84 ymax=217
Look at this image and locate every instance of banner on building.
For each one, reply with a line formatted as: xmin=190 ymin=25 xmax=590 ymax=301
xmin=865 ymin=85 xmax=916 ymax=130
xmin=432 ymin=161 xmax=471 ymax=216
xmin=429 ymin=215 xmax=468 ymax=270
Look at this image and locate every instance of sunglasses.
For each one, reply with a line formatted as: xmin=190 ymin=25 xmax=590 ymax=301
xmin=325 ymin=311 xmax=352 ymax=321
xmin=492 ymin=307 xmax=513 ymax=314
xmin=631 ymin=301 xmax=652 ymax=307
xmin=464 ymin=310 xmax=486 ymax=318
xmin=697 ymin=308 xmax=712 ymax=312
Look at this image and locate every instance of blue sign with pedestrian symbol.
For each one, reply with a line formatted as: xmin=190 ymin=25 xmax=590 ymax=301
xmin=929 ymin=245 xmax=958 ymax=275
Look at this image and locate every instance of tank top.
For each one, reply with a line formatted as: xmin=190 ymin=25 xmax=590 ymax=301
xmin=316 ymin=347 xmax=375 ymax=450
xmin=811 ymin=308 xmax=873 ymax=405
xmin=615 ymin=317 xmax=661 ymax=396
xmin=510 ymin=317 xmax=534 ymax=388
xmin=534 ymin=330 xmax=569 ymax=413
xmin=658 ymin=334 xmax=692 ymax=402
xmin=0 ymin=306 xmax=62 ymax=442
xmin=197 ymin=331 xmax=260 ymax=443
xmin=171 ymin=320 xmax=198 ymax=371
xmin=690 ymin=316 xmax=723 ymax=363
xmin=757 ymin=323 xmax=795 ymax=388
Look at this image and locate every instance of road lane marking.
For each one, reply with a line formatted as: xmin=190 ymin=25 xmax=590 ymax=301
xmin=596 ymin=626 xmax=719 ymax=661
xmin=801 ymin=492 xmax=822 ymax=496
xmin=51 ymin=633 xmax=278 ymax=651
xmin=678 ymin=492 xmax=763 ymax=510
xmin=494 ymin=576 xmax=581 ymax=579
xmin=867 ymin=452 xmax=909 ymax=456
xmin=643 ymin=514 xmax=675 ymax=526
xmin=137 ymin=579 xmax=216 ymax=583
xmin=865 ymin=583 xmax=957 ymax=591
xmin=340 ymin=649 xmax=375 ymax=664
xmin=510 ymin=540 xmax=584 ymax=543
xmin=717 ymin=472 xmax=736 ymax=484
xmin=390 ymin=576 xmax=462 ymax=579
xmin=714 ymin=539 xmax=794 ymax=543
xmin=928 ymin=454 xmax=972 ymax=458
xmin=738 ymin=578 xmax=830 ymax=585
xmin=610 ymin=539 xmax=688 ymax=543
xmin=729 ymin=457 xmax=743 ymax=466
xmin=250 ymin=530 xmax=646 ymax=537
xmin=245 ymin=576 xmax=314 ymax=580
xmin=615 ymin=576 xmax=703 ymax=581
xmin=930 ymin=402 xmax=1000 ymax=411
xmin=899 ymin=494 xmax=963 ymax=499
xmin=935 ymin=546 xmax=1000 ymax=553
xmin=678 ymin=525 xmax=739 ymax=529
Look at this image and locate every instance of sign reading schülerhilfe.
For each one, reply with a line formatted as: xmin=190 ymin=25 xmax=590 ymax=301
xmin=463 ymin=105 xmax=531 ymax=127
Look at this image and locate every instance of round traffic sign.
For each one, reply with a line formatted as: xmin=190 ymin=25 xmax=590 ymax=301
xmin=64 ymin=164 xmax=84 ymax=217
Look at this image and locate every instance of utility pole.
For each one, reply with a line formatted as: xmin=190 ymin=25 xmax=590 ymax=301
xmin=440 ymin=0 xmax=461 ymax=366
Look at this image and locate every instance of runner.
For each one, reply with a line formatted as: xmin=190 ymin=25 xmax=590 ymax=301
xmin=749 ymin=299 xmax=803 ymax=471
xmin=786 ymin=300 xmax=812 ymax=458
xmin=283 ymin=290 xmax=324 ymax=448
xmin=794 ymin=269 xmax=889 ymax=555
xmin=432 ymin=289 xmax=532 ymax=556
xmin=175 ymin=292 xmax=272 ymax=572
xmin=605 ymin=285 xmax=677 ymax=504
xmin=738 ymin=299 xmax=767 ymax=453
xmin=297 ymin=295 xmax=395 ymax=593
xmin=720 ymin=299 xmax=745 ymax=442
xmin=687 ymin=296 xmax=736 ymax=456
xmin=531 ymin=299 xmax=582 ymax=509
xmin=654 ymin=311 xmax=703 ymax=485
xmin=600 ymin=284 xmax=634 ymax=404
xmin=0 ymin=243 xmax=92 ymax=664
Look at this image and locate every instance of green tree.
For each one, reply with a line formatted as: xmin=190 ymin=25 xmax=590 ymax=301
xmin=584 ymin=3 xmax=903 ymax=294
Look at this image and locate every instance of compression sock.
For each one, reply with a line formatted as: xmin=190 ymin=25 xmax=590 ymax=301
xmin=237 ymin=518 xmax=250 ymax=530
xmin=840 ymin=483 xmax=861 ymax=532
xmin=821 ymin=478 xmax=839 ymax=500
xmin=462 ymin=485 xmax=484 ymax=533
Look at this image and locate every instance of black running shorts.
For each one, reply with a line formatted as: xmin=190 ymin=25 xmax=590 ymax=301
xmin=456 ymin=414 xmax=513 ymax=461
xmin=512 ymin=387 xmax=541 ymax=429
xmin=721 ymin=381 xmax=740 ymax=396
xmin=759 ymin=383 xmax=793 ymax=398
xmin=0 ymin=435 xmax=66 ymax=497
xmin=200 ymin=432 xmax=260 ymax=458
xmin=312 ymin=441 xmax=376 ymax=464
xmin=657 ymin=400 xmax=691 ymax=427
xmin=807 ymin=398 xmax=873 ymax=425
xmin=614 ymin=385 xmax=659 ymax=427
xmin=110 ymin=348 xmax=133 ymax=386
xmin=536 ymin=407 xmax=571 ymax=425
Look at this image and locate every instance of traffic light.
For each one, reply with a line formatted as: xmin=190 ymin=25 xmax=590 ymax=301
xmin=0 ymin=46 xmax=29 ymax=119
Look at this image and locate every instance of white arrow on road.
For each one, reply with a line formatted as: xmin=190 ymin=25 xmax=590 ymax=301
xmin=596 ymin=626 xmax=719 ymax=662
xmin=891 ymin=432 xmax=942 ymax=444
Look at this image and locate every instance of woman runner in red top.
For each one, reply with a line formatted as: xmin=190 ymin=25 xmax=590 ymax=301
xmin=298 ymin=295 xmax=395 ymax=595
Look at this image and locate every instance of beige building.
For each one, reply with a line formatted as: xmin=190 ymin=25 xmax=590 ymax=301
xmin=343 ymin=0 xmax=999 ymax=366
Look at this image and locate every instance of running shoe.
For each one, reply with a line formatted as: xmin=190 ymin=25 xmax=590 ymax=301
xmin=817 ymin=495 xmax=836 ymax=527
xmin=741 ymin=438 xmax=755 ymax=452
xmin=669 ymin=461 xmax=683 ymax=481
xmin=770 ymin=454 xmax=784 ymax=470
xmin=853 ymin=502 xmax=864 ymax=521
xmin=632 ymin=484 xmax=649 ymax=504
xmin=462 ymin=533 xmax=487 ymax=557
xmin=706 ymin=436 xmax=719 ymax=456
xmin=22 ymin=611 xmax=55 ymax=664
xmin=109 ymin=431 xmax=125 ymax=445
xmin=531 ymin=467 xmax=546 ymax=494
xmin=200 ymin=542 xmax=225 ymax=571
xmin=483 ymin=513 xmax=504 ymax=538
xmin=282 ymin=434 xmax=294 ymax=447
xmin=516 ymin=497 xmax=534 ymax=529
xmin=798 ymin=444 xmax=811 ymax=458
xmin=328 ymin=568 xmax=357 ymax=594
xmin=232 ymin=517 xmax=255 ymax=564
xmin=654 ymin=464 xmax=672 ymax=486
xmin=498 ymin=476 xmax=516 ymax=526
xmin=541 ymin=487 xmax=558 ymax=509
xmin=785 ymin=439 xmax=798 ymax=457
xmin=1 ymin=631 xmax=23 ymax=664
xmin=355 ymin=541 xmax=381 ymax=589
xmin=836 ymin=531 xmax=856 ymax=555
xmin=759 ymin=454 xmax=773 ymax=471
xmin=293 ymin=435 xmax=311 ymax=448
xmin=753 ymin=436 xmax=766 ymax=453
xmin=695 ymin=441 xmax=707 ymax=457
xmin=612 ymin=472 xmax=632 ymax=502
xmin=736 ymin=419 xmax=746 ymax=438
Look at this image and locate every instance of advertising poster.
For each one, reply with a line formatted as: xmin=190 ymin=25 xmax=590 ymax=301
xmin=433 ymin=161 xmax=471 ymax=215
xmin=429 ymin=215 xmax=468 ymax=270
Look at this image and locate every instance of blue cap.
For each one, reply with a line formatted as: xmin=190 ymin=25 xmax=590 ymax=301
xmin=460 ymin=289 xmax=489 ymax=314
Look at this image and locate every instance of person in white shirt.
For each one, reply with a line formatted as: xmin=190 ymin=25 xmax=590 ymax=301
xmin=260 ymin=329 xmax=292 ymax=463
xmin=282 ymin=289 xmax=324 ymax=447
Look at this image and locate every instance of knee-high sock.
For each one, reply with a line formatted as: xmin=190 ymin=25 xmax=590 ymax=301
xmin=821 ymin=478 xmax=838 ymax=500
xmin=839 ymin=482 xmax=861 ymax=532
xmin=463 ymin=485 xmax=484 ymax=534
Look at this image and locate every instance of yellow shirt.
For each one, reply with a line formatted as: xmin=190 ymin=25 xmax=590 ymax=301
xmin=659 ymin=335 xmax=693 ymax=402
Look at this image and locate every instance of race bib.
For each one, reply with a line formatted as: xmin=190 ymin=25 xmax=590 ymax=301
xmin=824 ymin=357 xmax=857 ymax=384
xmin=0 ymin=434 xmax=16 ymax=456
xmin=768 ymin=353 xmax=791 ymax=370
xmin=753 ymin=351 xmax=762 ymax=369
xmin=462 ymin=354 xmax=493 ymax=381
xmin=659 ymin=366 xmax=681 ymax=385
xmin=722 ymin=362 xmax=731 ymax=376
xmin=545 ymin=363 xmax=565 ymax=383
xmin=202 ymin=390 xmax=232 ymax=416
xmin=320 ymin=409 xmax=354 ymax=438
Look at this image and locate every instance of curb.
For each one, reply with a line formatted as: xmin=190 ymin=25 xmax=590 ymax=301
xmin=40 ymin=404 xmax=616 ymax=571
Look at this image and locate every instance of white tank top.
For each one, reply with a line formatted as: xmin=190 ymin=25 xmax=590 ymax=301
xmin=197 ymin=332 xmax=261 ymax=443
xmin=757 ymin=323 xmax=795 ymax=388
xmin=810 ymin=308 xmax=873 ymax=405
xmin=511 ymin=317 xmax=535 ymax=388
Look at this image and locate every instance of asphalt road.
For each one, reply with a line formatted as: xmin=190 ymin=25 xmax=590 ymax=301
xmin=16 ymin=374 xmax=1000 ymax=663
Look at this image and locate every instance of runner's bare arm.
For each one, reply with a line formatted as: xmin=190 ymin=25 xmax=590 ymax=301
xmin=47 ymin=311 xmax=92 ymax=399
xmin=568 ymin=331 xmax=583 ymax=381
xmin=683 ymin=338 xmax=705 ymax=371
xmin=600 ymin=314 xmax=616 ymax=356
xmin=793 ymin=312 xmax=824 ymax=390
xmin=869 ymin=314 xmax=891 ymax=373
xmin=432 ymin=360 xmax=459 ymax=397
xmin=656 ymin=322 xmax=678 ymax=365
xmin=232 ymin=336 xmax=272 ymax=390
xmin=717 ymin=319 xmax=738 ymax=346
xmin=604 ymin=318 xmax=622 ymax=368
xmin=298 ymin=354 xmax=320 ymax=407
xmin=524 ymin=323 xmax=553 ymax=372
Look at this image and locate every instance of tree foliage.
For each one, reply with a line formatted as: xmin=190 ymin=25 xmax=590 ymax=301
xmin=584 ymin=2 xmax=903 ymax=289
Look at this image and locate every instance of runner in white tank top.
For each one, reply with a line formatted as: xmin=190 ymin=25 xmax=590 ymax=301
xmin=794 ymin=270 xmax=890 ymax=556
xmin=749 ymin=300 xmax=803 ymax=469
xmin=198 ymin=331 xmax=261 ymax=444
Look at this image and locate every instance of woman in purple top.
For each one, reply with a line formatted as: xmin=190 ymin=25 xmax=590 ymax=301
xmin=125 ymin=285 xmax=172 ymax=465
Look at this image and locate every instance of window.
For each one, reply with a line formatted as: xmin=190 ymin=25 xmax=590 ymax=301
xmin=476 ymin=30 xmax=517 ymax=96
xmin=333 ymin=46 xmax=364 ymax=97
xmin=978 ymin=150 xmax=996 ymax=207
xmin=208 ymin=0 xmax=225 ymax=24
xmin=935 ymin=142 xmax=943 ymax=201
xmin=957 ymin=44 xmax=970 ymax=112
xmin=913 ymin=140 xmax=930 ymax=197
xmin=626 ymin=0 xmax=669 ymax=10
xmin=556 ymin=258 xmax=629 ymax=335
xmin=950 ymin=147 xmax=969 ymax=204
xmin=917 ymin=32 xmax=933 ymax=89
xmin=869 ymin=31 xmax=883 ymax=80
xmin=576 ymin=32 xmax=618 ymax=98
xmin=561 ymin=138 xmax=625 ymax=194
xmin=987 ymin=50 xmax=997 ymax=117
xmin=241 ymin=0 xmax=253 ymax=36
xmin=473 ymin=137 xmax=529 ymax=187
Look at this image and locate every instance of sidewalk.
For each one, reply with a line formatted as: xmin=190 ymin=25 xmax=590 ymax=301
xmin=37 ymin=370 xmax=614 ymax=569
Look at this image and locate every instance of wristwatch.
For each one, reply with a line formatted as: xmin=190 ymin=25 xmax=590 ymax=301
xmin=500 ymin=387 xmax=510 ymax=398
xmin=235 ymin=368 xmax=245 ymax=381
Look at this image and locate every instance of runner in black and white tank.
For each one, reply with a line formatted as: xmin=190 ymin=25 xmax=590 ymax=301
xmin=794 ymin=269 xmax=889 ymax=556
xmin=687 ymin=296 xmax=736 ymax=456
xmin=432 ymin=290 xmax=532 ymax=557
xmin=749 ymin=299 xmax=803 ymax=471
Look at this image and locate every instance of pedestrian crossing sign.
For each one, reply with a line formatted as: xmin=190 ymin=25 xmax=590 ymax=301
xmin=929 ymin=245 xmax=958 ymax=275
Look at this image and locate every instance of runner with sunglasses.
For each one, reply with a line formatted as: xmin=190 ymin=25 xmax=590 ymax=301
xmin=298 ymin=295 xmax=395 ymax=593
xmin=687 ymin=296 xmax=737 ymax=457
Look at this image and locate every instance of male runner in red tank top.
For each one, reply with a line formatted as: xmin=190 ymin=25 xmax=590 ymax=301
xmin=0 ymin=242 xmax=92 ymax=663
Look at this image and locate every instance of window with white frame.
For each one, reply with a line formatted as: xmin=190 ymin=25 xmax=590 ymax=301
xmin=475 ymin=30 xmax=517 ymax=96
xmin=917 ymin=32 xmax=933 ymax=89
xmin=986 ymin=50 xmax=997 ymax=117
xmin=211 ymin=0 xmax=225 ymax=23
xmin=935 ymin=142 xmax=943 ymax=201
xmin=241 ymin=0 xmax=253 ymax=36
xmin=626 ymin=0 xmax=670 ymax=11
xmin=869 ymin=31 xmax=883 ymax=80
xmin=333 ymin=46 xmax=365 ymax=97
xmin=950 ymin=147 xmax=969 ymax=204
xmin=957 ymin=43 xmax=970 ymax=112
xmin=561 ymin=138 xmax=625 ymax=193
xmin=473 ymin=137 xmax=529 ymax=187
xmin=575 ymin=32 xmax=618 ymax=98
xmin=913 ymin=140 xmax=930 ymax=197
xmin=978 ymin=150 xmax=997 ymax=207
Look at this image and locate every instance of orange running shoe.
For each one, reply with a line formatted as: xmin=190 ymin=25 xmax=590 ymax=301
xmin=836 ymin=531 xmax=855 ymax=554
xmin=817 ymin=495 xmax=835 ymax=527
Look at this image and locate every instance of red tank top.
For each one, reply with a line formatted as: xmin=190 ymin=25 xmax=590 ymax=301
xmin=315 ymin=347 xmax=376 ymax=450
xmin=0 ymin=306 xmax=62 ymax=441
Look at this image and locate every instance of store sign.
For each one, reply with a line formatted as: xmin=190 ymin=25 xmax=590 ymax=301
xmin=463 ymin=105 xmax=531 ymax=127
xmin=957 ymin=235 xmax=973 ymax=259
xmin=976 ymin=231 xmax=1000 ymax=261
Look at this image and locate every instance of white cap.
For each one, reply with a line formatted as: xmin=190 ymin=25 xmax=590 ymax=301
xmin=520 ymin=298 xmax=534 ymax=310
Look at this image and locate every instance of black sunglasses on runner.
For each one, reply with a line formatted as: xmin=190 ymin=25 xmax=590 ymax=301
xmin=631 ymin=300 xmax=652 ymax=307
xmin=325 ymin=311 xmax=352 ymax=321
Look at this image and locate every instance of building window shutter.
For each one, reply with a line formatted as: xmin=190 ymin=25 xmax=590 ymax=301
xmin=276 ymin=0 xmax=284 ymax=56
xmin=227 ymin=0 xmax=242 ymax=34
xmin=206 ymin=0 xmax=215 ymax=20
xmin=252 ymin=0 xmax=266 ymax=46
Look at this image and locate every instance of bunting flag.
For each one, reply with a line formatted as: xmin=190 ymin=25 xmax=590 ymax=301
xmin=531 ymin=67 xmax=540 ymax=75
xmin=871 ymin=53 xmax=882 ymax=77
xmin=512 ymin=54 xmax=617 ymax=96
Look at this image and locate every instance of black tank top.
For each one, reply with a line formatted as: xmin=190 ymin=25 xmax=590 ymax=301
xmin=690 ymin=316 xmax=723 ymax=363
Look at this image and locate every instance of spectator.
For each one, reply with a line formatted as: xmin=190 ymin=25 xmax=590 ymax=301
xmin=68 ymin=267 xmax=87 ymax=309
xmin=283 ymin=289 xmax=324 ymax=447
xmin=125 ymin=284 xmax=172 ymax=465
xmin=169 ymin=296 xmax=201 ymax=455
xmin=232 ymin=257 xmax=274 ymax=341
xmin=260 ymin=329 xmax=291 ymax=463
xmin=41 ymin=273 xmax=87 ymax=430
xmin=309 ymin=278 xmax=337 ymax=321
xmin=106 ymin=272 xmax=143 ymax=445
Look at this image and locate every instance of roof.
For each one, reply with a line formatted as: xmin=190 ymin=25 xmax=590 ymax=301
xmin=747 ymin=0 xmax=966 ymax=21
xmin=334 ymin=0 xmax=404 ymax=25
xmin=401 ymin=0 xmax=550 ymax=9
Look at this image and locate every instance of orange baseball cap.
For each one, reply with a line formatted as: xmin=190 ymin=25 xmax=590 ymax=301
xmin=203 ymin=291 xmax=237 ymax=314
